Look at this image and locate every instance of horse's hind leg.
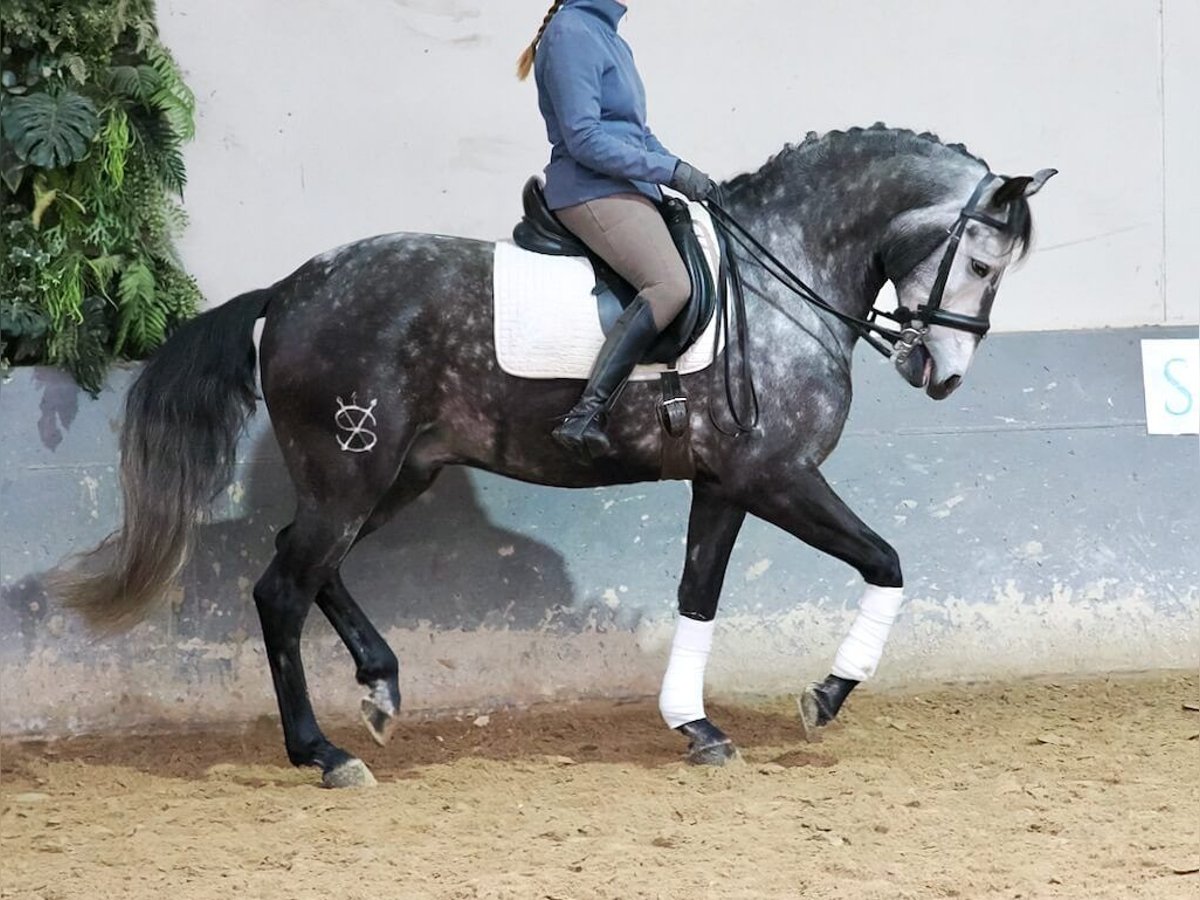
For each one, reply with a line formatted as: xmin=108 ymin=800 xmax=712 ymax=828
xmin=254 ymin=506 xmax=376 ymax=788
xmin=316 ymin=573 xmax=401 ymax=746
xmin=314 ymin=469 xmax=442 ymax=747
xmin=663 ymin=482 xmax=746 ymax=765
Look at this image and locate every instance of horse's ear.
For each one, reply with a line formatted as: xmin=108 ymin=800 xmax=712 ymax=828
xmin=991 ymin=169 xmax=1058 ymax=207
xmin=1023 ymin=168 xmax=1058 ymax=196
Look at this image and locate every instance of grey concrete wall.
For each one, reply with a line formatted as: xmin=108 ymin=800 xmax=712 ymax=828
xmin=3 ymin=326 xmax=1196 ymax=736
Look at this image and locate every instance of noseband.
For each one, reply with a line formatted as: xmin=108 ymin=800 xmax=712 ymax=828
xmin=705 ymin=172 xmax=1007 ymax=370
xmin=878 ymin=173 xmax=1003 ymax=365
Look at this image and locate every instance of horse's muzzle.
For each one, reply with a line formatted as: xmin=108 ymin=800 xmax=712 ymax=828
xmin=927 ymin=372 xmax=962 ymax=401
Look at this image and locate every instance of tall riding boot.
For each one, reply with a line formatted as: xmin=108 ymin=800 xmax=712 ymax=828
xmin=552 ymin=295 xmax=659 ymax=461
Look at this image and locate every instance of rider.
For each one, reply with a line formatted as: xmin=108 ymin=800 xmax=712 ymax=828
xmin=517 ymin=0 xmax=714 ymax=461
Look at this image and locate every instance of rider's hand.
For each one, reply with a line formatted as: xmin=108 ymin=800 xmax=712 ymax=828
xmin=670 ymin=161 xmax=715 ymax=202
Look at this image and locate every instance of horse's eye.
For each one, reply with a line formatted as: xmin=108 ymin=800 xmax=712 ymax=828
xmin=970 ymin=259 xmax=992 ymax=278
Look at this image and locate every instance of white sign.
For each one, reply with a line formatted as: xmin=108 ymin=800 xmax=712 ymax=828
xmin=1140 ymin=339 xmax=1199 ymax=435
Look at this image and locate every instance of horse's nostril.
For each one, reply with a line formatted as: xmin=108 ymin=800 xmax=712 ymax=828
xmin=945 ymin=375 xmax=962 ymax=390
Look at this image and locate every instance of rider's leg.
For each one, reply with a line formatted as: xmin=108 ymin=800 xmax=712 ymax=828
xmin=552 ymin=193 xmax=690 ymax=459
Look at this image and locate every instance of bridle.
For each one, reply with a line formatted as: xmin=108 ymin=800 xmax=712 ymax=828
xmin=704 ymin=172 xmax=1007 ymax=371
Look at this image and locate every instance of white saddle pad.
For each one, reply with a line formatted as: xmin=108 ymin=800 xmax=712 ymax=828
xmin=493 ymin=201 xmax=724 ymax=382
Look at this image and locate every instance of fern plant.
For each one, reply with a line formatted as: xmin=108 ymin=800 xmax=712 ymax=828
xmin=0 ymin=0 xmax=201 ymax=394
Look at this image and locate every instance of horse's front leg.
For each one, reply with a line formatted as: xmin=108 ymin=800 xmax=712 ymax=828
xmin=738 ymin=467 xmax=904 ymax=733
xmin=663 ymin=482 xmax=746 ymax=764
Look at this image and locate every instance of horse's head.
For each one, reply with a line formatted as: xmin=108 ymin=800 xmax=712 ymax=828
xmin=888 ymin=168 xmax=1056 ymax=399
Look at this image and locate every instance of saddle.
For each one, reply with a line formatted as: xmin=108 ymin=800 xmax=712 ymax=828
xmin=511 ymin=177 xmax=718 ymax=365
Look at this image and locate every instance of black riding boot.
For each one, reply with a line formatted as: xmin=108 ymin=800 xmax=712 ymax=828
xmin=552 ymin=295 xmax=659 ymax=461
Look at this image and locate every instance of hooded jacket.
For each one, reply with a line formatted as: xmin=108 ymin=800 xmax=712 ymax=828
xmin=534 ymin=0 xmax=679 ymax=209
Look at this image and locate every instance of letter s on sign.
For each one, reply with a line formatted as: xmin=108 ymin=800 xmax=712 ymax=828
xmin=1163 ymin=357 xmax=1194 ymax=416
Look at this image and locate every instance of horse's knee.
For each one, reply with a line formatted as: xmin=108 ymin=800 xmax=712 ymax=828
xmin=862 ymin=542 xmax=902 ymax=588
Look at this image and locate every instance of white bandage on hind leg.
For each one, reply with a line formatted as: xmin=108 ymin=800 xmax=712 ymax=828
xmin=658 ymin=616 xmax=715 ymax=728
xmin=831 ymin=584 xmax=904 ymax=682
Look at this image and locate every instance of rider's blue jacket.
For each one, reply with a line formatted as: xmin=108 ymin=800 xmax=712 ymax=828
xmin=534 ymin=0 xmax=679 ymax=210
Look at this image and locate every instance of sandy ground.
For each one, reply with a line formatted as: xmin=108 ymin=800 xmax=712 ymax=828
xmin=2 ymin=671 xmax=1197 ymax=900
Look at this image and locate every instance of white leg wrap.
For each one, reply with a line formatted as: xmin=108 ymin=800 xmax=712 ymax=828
xmin=831 ymin=584 xmax=904 ymax=682
xmin=658 ymin=616 xmax=714 ymax=729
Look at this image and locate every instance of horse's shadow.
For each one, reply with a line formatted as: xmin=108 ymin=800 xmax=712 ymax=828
xmin=2 ymin=428 xmax=579 ymax=674
xmin=176 ymin=430 xmax=580 ymax=644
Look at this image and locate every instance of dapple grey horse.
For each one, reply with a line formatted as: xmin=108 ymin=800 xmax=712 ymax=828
xmin=62 ymin=126 xmax=1054 ymax=787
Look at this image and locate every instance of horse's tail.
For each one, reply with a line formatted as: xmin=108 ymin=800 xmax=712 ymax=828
xmin=58 ymin=289 xmax=273 ymax=631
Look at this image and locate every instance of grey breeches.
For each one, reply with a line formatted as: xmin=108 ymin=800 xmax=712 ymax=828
xmin=555 ymin=193 xmax=691 ymax=331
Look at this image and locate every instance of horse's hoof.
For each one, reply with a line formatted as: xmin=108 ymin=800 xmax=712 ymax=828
xmin=322 ymin=758 xmax=377 ymax=789
xmin=688 ymin=739 xmax=741 ymax=766
xmin=360 ymin=681 xmax=400 ymax=747
xmin=678 ymin=718 xmax=741 ymax=766
xmin=797 ymin=675 xmax=856 ymax=741
xmin=797 ymin=683 xmax=832 ymax=742
xmin=360 ymin=699 xmax=398 ymax=747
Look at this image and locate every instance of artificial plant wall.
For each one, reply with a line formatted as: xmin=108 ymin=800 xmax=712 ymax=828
xmin=1 ymin=0 xmax=201 ymax=393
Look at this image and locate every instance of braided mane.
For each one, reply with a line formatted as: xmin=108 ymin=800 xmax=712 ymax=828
xmin=725 ymin=123 xmax=988 ymax=191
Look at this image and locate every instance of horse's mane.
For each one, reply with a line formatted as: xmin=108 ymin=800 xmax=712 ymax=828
xmin=724 ymin=122 xmax=1034 ymax=259
xmin=724 ymin=123 xmax=988 ymax=192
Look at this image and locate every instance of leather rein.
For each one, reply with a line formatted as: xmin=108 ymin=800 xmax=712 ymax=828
xmin=703 ymin=172 xmax=1002 ymax=376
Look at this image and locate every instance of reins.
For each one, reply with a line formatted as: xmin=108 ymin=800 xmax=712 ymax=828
xmin=700 ymin=173 xmax=1002 ymax=433
xmin=707 ymin=192 xmax=759 ymax=435
xmin=704 ymin=196 xmax=903 ymax=360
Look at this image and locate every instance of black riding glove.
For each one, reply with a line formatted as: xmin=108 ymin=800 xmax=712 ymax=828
xmin=669 ymin=160 xmax=715 ymax=202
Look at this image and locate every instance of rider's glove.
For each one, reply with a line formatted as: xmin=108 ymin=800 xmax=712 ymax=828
xmin=669 ymin=161 xmax=716 ymax=202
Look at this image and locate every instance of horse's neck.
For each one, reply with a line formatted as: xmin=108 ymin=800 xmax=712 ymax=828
xmin=719 ymin=174 xmax=891 ymax=349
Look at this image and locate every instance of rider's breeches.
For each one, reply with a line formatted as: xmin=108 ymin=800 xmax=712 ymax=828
xmin=556 ymin=193 xmax=690 ymax=331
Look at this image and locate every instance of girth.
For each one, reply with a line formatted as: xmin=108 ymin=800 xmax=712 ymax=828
xmin=511 ymin=177 xmax=717 ymax=365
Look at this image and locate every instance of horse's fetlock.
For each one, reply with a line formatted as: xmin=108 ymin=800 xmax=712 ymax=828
xmin=284 ymin=743 xmax=318 ymax=768
xmin=361 ymin=646 xmax=399 ymax=683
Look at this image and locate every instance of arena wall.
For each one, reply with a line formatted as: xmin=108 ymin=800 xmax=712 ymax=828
xmin=3 ymin=327 xmax=1196 ymax=734
xmin=2 ymin=2 xmax=1197 ymax=735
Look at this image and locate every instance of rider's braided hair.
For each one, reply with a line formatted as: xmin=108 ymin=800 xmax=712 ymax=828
xmin=516 ymin=1 xmax=562 ymax=81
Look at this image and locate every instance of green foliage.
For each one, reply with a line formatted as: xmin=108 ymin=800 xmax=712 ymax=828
xmin=115 ymin=257 xmax=157 ymax=354
xmin=1 ymin=89 xmax=100 ymax=168
xmin=0 ymin=0 xmax=201 ymax=394
xmin=0 ymin=204 xmax=52 ymax=363
xmin=47 ymin=295 xmax=111 ymax=394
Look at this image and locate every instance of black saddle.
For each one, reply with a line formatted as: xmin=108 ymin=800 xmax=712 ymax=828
xmin=511 ymin=177 xmax=718 ymax=365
